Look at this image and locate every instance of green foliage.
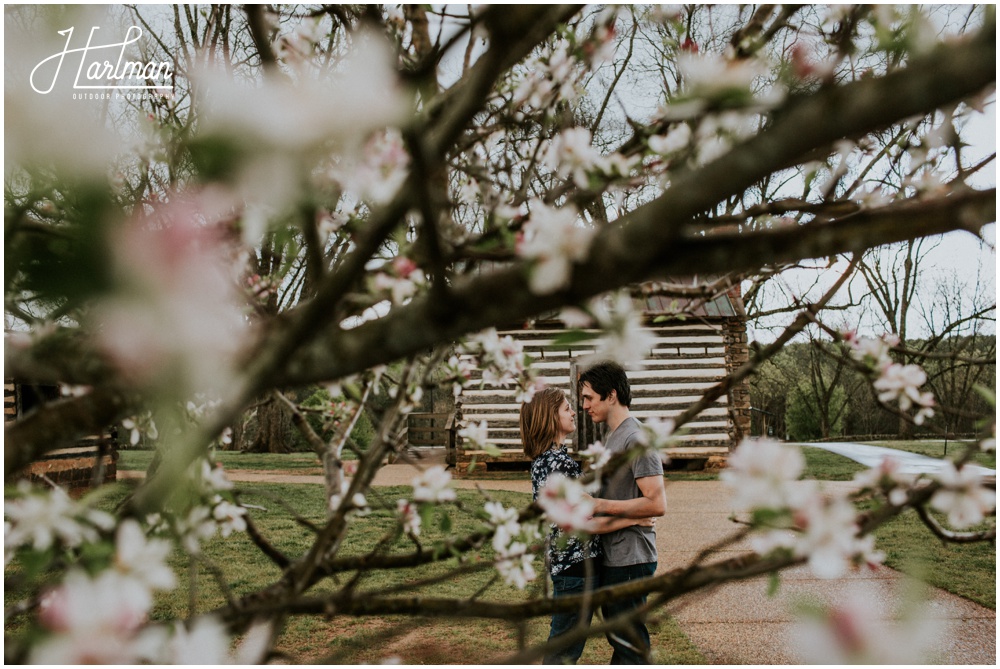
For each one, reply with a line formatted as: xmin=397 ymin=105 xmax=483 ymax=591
xmin=288 ymin=386 xmax=375 ymax=453
xmin=785 ymin=383 xmax=847 ymax=441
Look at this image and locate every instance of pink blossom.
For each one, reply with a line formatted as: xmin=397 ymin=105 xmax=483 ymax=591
xmin=33 ymin=570 xmax=152 ymax=663
xmin=95 ymin=192 xmax=250 ymax=397
xmin=792 ymin=584 xmax=945 ymax=664
xmin=397 ymin=499 xmax=422 ymax=536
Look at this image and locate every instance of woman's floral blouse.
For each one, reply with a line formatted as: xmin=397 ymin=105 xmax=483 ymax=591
xmin=531 ymin=444 xmax=601 ymax=575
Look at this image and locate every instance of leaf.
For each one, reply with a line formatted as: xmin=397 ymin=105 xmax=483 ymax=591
xmin=973 ymin=384 xmax=996 ymax=406
xmin=482 ymin=444 xmax=502 ymax=458
xmin=439 ymin=512 xmax=452 ymax=534
xmin=419 ymin=502 xmax=436 ymax=528
xmin=767 ymin=571 xmax=781 ymax=597
xmin=552 ymin=330 xmax=596 ymax=347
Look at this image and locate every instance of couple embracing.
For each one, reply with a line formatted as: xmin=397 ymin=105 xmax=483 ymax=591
xmin=520 ymin=361 xmax=666 ymax=664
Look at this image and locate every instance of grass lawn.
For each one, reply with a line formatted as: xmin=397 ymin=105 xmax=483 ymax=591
xmin=116 ymin=449 xmax=329 ymax=474
xmin=5 ymin=480 xmax=704 ymax=664
xmin=860 ymin=440 xmax=996 ymax=470
xmin=797 ymin=440 xmax=995 ymax=609
xmin=870 ymin=505 xmax=996 ymax=609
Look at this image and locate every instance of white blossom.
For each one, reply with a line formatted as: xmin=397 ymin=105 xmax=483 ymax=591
xmin=4 ymin=484 xmax=114 ymax=553
xmin=443 ymin=355 xmax=475 ymax=396
xmin=852 ymin=457 xmax=911 ymax=507
xmin=930 ymin=462 xmax=996 ymax=529
xmin=138 ymin=616 xmax=271 ymax=665
xmin=484 ymin=500 xmax=520 ymax=527
xmin=122 ymin=412 xmax=158 ymax=446
xmin=177 ymin=506 xmax=218 ymax=554
xmin=547 ymin=127 xmax=603 ymax=189
xmin=537 ymin=474 xmax=594 ymax=532
xmin=494 ymin=541 xmax=538 ymax=589
xmin=793 ymin=496 xmax=884 ymax=579
xmin=579 ymin=440 xmax=611 ymax=470
xmin=648 ymin=123 xmax=692 ymax=155
xmin=211 ymin=498 xmax=248 ymax=537
xmin=468 ymin=329 xmax=535 ymax=393
xmin=412 ymin=466 xmax=457 ymax=503
xmin=197 ymin=30 xmax=406 ymax=154
xmin=114 ymin=520 xmax=176 ymax=592
xmin=331 ymin=128 xmax=410 ymax=204
xmin=517 ymin=200 xmax=595 ymax=294
xmin=200 ymin=460 xmax=234 ymax=492
xmin=459 ymin=420 xmax=491 ymax=449
xmin=873 ymin=363 xmax=935 ymax=424
xmin=639 ymin=417 xmax=677 ymax=450
xmin=844 ymin=331 xmax=898 ymax=368
xmin=585 ymin=292 xmax=656 ymax=365
xmin=484 ymin=501 xmax=523 ymax=554
xmin=676 ymin=51 xmax=772 ymax=102
xmin=720 ymin=438 xmax=805 ymax=510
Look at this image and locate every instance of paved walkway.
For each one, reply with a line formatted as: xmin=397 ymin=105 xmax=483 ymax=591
xmin=796 ymin=441 xmax=996 ymax=479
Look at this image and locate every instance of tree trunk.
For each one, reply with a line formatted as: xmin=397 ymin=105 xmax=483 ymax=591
xmin=248 ymin=399 xmax=292 ymax=453
xmin=226 ymin=412 xmax=247 ymax=452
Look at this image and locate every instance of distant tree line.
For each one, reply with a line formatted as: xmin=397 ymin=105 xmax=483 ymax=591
xmin=750 ymin=334 xmax=995 ymax=441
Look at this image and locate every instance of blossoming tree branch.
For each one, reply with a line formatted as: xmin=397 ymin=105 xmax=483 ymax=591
xmin=4 ymin=4 xmax=995 ymax=664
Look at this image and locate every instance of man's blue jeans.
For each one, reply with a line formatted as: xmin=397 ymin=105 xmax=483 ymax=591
xmin=600 ymin=562 xmax=656 ymax=664
xmin=545 ymin=570 xmax=598 ymax=664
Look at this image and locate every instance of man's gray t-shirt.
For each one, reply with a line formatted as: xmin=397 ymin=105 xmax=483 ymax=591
xmin=599 ymin=416 xmax=663 ymax=567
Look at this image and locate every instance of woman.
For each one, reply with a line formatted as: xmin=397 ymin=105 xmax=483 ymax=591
xmin=520 ymin=387 xmax=654 ymax=665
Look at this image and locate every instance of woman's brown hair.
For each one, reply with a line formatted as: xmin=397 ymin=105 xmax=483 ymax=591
xmin=519 ymin=387 xmax=568 ymax=459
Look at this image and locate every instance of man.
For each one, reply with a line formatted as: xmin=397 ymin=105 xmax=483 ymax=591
xmin=580 ymin=360 xmax=666 ymax=664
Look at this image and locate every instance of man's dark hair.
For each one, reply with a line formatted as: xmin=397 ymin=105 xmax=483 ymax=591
xmin=579 ymin=360 xmax=632 ymax=408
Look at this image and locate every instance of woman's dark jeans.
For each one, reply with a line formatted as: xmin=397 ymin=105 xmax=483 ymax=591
xmin=544 ymin=570 xmax=598 ymax=664
xmin=600 ymin=562 xmax=657 ymax=664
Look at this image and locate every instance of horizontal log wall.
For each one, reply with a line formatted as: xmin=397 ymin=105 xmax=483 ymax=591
xmin=455 ymin=323 xmax=735 ymax=475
